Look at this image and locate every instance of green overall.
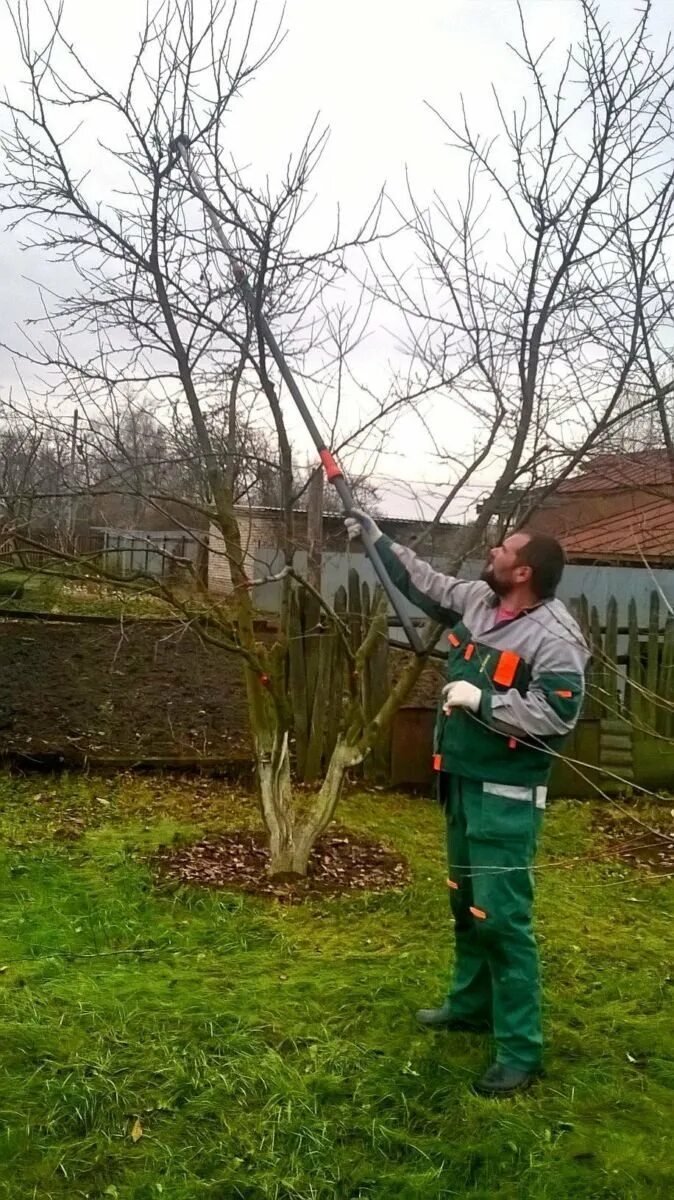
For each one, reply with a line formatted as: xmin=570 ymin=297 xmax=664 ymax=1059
xmin=372 ymin=534 xmax=588 ymax=1072
xmin=443 ymin=774 xmax=544 ymax=1071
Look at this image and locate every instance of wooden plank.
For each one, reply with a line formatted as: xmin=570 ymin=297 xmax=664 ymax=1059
xmin=585 ymin=605 xmax=603 ymax=719
xmin=658 ymin=616 xmax=674 ymax=737
xmin=646 ymin=591 xmax=660 ymax=732
xmin=301 ymin=587 xmax=321 ymax=703
xmin=604 ymin=595 xmax=618 ymax=716
xmin=599 ymin=715 xmax=634 ymax=795
xmin=364 ymin=585 xmax=391 ymax=783
xmin=288 ymin=589 xmax=309 ymax=777
xmin=347 ymin=567 xmax=363 ymax=655
xmin=626 ymin=597 xmax=643 ymax=725
xmin=303 ymin=627 xmax=335 ymax=783
xmin=306 ymin=469 xmax=324 ymax=591
xmin=361 ymin=580 xmax=371 ymax=623
xmin=324 ymin=587 xmax=348 ymax=761
xmin=577 ymin=593 xmax=591 ymax=641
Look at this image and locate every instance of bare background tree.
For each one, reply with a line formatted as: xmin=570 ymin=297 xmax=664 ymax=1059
xmin=374 ymin=0 xmax=674 ymax=543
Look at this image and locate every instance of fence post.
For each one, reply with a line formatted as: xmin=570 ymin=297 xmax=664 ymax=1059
xmin=324 ymin=586 xmax=348 ymax=762
xmin=646 ymin=590 xmax=660 ymax=732
xmin=303 ymin=618 xmax=336 ymax=783
xmin=626 ymin=597 xmax=643 ymax=725
xmin=582 ymin=603 xmax=601 ymax=719
xmin=347 ymin=567 xmax=363 ymax=655
xmin=659 ymin=616 xmax=674 ymax=738
xmin=363 ymin=583 xmax=392 ymax=783
xmin=604 ymin=595 xmax=618 ymax=711
xmin=288 ymin=589 xmax=309 ymax=778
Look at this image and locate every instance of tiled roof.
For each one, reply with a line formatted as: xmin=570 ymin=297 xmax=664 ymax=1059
xmin=558 ymin=449 xmax=674 ymax=492
xmin=561 ymin=497 xmax=674 ymax=561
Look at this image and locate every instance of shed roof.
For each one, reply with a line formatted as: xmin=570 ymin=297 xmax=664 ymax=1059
xmin=558 ymin=449 xmax=674 ymax=493
xmin=561 ymin=496 xmax=674 ymax=562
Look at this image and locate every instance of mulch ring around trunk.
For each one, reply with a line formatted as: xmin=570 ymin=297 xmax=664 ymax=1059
xmin=152 ymin=827 xmax=411 ymax=901
xmin=595 ymin=806 xmax=674 ymax=874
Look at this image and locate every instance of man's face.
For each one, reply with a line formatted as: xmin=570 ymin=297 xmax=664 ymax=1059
xmin=481 ymin=532 xmax=532 ymax=597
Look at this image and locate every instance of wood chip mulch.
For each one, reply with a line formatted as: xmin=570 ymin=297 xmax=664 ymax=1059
xmin=152 ymin=827 xmax=410 ymax=901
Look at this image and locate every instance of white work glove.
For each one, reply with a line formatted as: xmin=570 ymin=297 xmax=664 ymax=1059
xmin=442 ymin=680 xmax=482 ymax=715
xmin=344 ymin=508 xmax=383 ymax=543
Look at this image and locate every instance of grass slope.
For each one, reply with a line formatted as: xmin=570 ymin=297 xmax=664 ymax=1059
xmin=0 ymin=773 xmax=670 ymax=1199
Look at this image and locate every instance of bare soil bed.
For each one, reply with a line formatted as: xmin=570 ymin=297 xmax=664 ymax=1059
xmin=0 ymin=616 xmax=442 ymax=768
xmin=0 ymin=618 xmax=252 ymax=765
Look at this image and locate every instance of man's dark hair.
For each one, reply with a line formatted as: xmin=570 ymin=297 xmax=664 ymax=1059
xmin=516 ymin=533 xmax=565 ymax=599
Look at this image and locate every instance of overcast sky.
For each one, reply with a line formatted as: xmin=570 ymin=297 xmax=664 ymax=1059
xmin=1 ymin=0 xmax=672 ymax=517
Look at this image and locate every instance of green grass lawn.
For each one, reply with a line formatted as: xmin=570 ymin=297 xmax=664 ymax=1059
xmin=0 ymin=772 xmax=670 ymax=1199
xmin=0 ymin=571 xmax=174 ymax=617
xmin=0 ymin=571 xmax=249 ymax=621
xmin=0 ymin=571 xmax=33 ymax=599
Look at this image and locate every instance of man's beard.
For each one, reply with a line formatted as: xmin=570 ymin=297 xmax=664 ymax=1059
xmin=480 ymin=562 xmax=508 ymax=597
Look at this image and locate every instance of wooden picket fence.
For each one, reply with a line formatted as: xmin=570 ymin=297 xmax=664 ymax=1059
xmin=570 ymin=591 xmax=674 ymax=728
xmin=565 ymin=590 xmax=674 ymax=795
xmin=287 ymin=581 xmax=674 ymax=794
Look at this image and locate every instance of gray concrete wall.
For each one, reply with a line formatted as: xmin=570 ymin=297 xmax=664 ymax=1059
xmin=245 ymin=547 xmax=674 ymax=628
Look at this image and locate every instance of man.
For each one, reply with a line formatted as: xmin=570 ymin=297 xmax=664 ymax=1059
xmin=345 ymin=512 xmax=589 ymax=1098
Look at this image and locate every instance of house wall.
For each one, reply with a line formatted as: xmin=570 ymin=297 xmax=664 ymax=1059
xmin=209 ymin=498 xmax=674 ymax=620
xmin=208 ymin=511 xmax=476 ymax=593
xmin=214 ymin=542 xmax=674 ymax=628
xmin=208 ymin=512 xmax=282 ymax=593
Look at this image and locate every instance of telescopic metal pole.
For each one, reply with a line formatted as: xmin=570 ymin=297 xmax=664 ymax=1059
xmin=171 ymin=136 xmax=424 ymax=655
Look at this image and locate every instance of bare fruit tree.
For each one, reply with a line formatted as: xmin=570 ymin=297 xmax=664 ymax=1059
xmin=3 ymin=0 xmax=674 ymax=873
xmin=0 ymin=0 xmax=407 ymax=875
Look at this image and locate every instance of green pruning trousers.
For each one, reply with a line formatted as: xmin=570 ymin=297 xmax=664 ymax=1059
xmin=442 ymin=773 xmax=544 ymax=1071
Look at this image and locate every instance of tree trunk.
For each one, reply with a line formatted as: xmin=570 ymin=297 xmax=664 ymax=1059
xmin=306 ymin=468 xmax=324 ymax=592
xmin=267 ymin=827 xmax=311 ymax=878
xmin=290 ymin=736 xmax=364 ymax=872
xmin=259 ymin=730 xmax=363 ymax=878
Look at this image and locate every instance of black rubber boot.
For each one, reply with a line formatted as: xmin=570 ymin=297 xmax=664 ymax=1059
xmin=472 ymin=1062 xmax=541 ymax=1098
xmin=416 ymin=1003 xmax=490 ymax=1032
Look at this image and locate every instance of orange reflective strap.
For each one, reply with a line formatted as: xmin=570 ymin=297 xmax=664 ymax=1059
xmin=433 ymin=753 xmax=443 ymax=771
xmin=464 ymin=643 xmax=475 ymax=661
xmin=508 ymin=737 xmax=517 ymax=750
xmin=555 ymin=689 xmax=573 ymax=698
xmin=493 ymin=649 xmax=520 ymax=687
xmin=446 ymin=878 xmax=459 ymax=890
xmin=470 ymin=906 xmax=487 ymax=920
xmin=448 ymin=632 xmax=460 ymax=647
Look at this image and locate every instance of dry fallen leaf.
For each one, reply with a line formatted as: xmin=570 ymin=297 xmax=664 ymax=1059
xmin=130 ymin=1117 xmax=143 ymax=1143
